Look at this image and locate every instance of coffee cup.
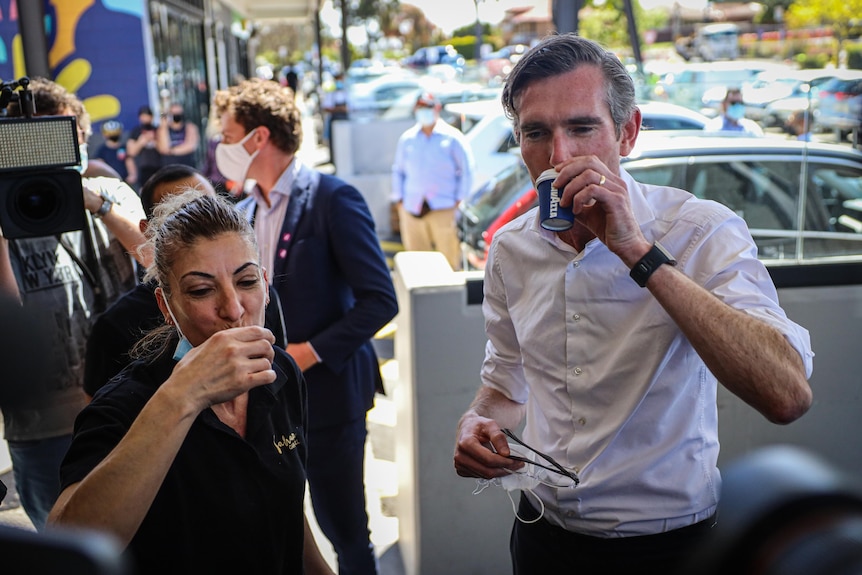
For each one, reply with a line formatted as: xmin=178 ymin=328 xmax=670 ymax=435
xmin=537 ymin=169 xmax=573 ymax=231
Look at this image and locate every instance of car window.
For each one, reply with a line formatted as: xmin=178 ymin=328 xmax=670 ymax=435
xmin=462 ymin=161 xmax=533 ymax=225
xmin=628 ymin=156 xmax=862 ymax=262
xmin=495 ymin=129 xmax=518 ymax=154
xmin=642 ymin=117 xmax=704 ymax=130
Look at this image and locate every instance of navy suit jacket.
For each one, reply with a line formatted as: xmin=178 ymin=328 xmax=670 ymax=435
xmin=238 ymin=163 xmax=398 ymax=430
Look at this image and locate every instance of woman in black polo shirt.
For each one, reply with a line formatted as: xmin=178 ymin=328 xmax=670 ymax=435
xmin=47 ymin=191 xmax=333 ymax=575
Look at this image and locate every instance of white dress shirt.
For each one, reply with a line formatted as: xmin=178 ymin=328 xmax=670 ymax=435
xmin=481 ymin=168 xmax=814 ymax=537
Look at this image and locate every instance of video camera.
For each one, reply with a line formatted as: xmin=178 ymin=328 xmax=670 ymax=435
xmin=0 ymin=76 xmax=85 ymax=239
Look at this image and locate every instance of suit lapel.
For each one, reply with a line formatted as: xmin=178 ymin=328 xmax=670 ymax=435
xmin=273 ymin=165 xmax=319 ymax=278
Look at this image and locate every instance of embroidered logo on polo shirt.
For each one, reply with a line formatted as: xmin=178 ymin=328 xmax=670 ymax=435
xmin=273 ymin=432 xmax=300 ymax=454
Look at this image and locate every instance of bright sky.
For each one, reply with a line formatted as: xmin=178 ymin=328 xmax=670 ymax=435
xmin=321 ymin=0 xmax=709 ymax=38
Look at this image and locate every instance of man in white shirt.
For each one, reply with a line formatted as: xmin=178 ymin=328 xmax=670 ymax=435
xmin=453 ymin=34 xmax=813 ymax=574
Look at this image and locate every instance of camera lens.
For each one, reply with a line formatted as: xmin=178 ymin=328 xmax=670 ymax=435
xmin=14 ymin=178 xmax=61 ymax=222
xmin=0 ymin=169 xmax=85 ymax=238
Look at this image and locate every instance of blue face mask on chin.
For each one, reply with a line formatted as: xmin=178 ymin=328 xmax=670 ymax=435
xmin=173 ymin=337 xmax=193 ymax=361
xmin=163 ymin=296 xmax=194 ymax=361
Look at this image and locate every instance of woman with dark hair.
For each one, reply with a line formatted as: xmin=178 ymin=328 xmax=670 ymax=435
xmin=48 ymin=190 xmax=333 ymax=575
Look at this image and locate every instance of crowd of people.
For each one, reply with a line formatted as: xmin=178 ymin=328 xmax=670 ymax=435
xmin=0 ymin=72 xmax=396 ymax=574
xmin=0 ymin=33 xmax=817 ymax=575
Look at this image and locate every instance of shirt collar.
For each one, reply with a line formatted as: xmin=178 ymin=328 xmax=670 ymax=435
xmin=250 ymin=157 xmax=301 ymax=205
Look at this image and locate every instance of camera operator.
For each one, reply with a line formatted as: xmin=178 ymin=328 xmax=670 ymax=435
xmin=0 ymin=77 xmax=146 ymax=531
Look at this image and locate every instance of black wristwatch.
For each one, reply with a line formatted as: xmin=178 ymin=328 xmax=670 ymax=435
xmin=94 ymin=196 xmax=114 ymax=218
xmin=629 ymin=241 xmax=677 ymax=287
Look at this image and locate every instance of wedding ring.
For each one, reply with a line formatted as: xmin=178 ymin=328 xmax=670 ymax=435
xmin=599 ymin=175 xmax=606 ymax=186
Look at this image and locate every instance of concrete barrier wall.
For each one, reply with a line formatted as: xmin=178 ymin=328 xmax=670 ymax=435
xmin=332 ymin=119 xmax=414 ymax=239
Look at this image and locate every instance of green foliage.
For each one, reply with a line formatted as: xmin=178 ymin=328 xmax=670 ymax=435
xmin=452 ymin=22 xmax=492 ymax=38
xmin=448 ymin=35 xmax=480 ymax=60
xmin=848 ymin=44 xmax=862 ymax=70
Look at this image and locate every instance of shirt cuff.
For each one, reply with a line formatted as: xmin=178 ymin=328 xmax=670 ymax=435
xmin=306 ymin=341 xmax=322 ymax=363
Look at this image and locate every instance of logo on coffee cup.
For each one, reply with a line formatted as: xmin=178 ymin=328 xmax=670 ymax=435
xmin=549 ymin=186 xmax=561 ymax=218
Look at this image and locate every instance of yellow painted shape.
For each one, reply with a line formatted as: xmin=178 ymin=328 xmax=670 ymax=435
xmin=83 ymin=94 xmax=120 ymax=124
xmin=54 ymin=58 xmax=91 ymax=92
xmin=48 ymin=0 xmax=95 ymax=67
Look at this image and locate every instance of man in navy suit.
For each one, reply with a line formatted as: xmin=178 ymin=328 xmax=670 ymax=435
xmin=213 ymin=78 xmax=398 ymax=575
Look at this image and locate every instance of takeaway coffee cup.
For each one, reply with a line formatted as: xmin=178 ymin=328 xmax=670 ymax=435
xmin=537 ymin=169 xmax=574 ymax=231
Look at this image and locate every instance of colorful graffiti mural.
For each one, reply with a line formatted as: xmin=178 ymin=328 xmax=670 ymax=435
xmin=0 ymin=0 xmax=150 ymax=133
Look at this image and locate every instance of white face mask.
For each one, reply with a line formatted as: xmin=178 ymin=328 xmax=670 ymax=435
xmin=215 ymin=128 xmax=259 ymax=183
xmin=74 ymin=143 xmax=88 ymax=174
xmin=415 ymin=108 xmax=436 ymax=127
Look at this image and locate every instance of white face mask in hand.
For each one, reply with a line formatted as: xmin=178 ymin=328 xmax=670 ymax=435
xmin=472 ymin=429 xmax=579 ymax=524
xmin=215 ymin=128 xmax=259 ymax=183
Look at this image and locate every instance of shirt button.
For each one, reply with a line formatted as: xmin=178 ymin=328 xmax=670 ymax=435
xmin=566 ymin=510 xmax=577 ymax=518
xmin=573 ymin=367 xmax=582 ymax=376
xmin=572 ymin=313 xmax=580 ymax=321
xmin=578 ymin=417 xmax=587 ymax=426
xmin=573 ymin=261 xmax=580 ymax=268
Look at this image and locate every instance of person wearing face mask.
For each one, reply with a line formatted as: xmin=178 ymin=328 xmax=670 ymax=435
xmin=322 ymin=72 xmax=349 ymax=168
xmin=93 ymin=120 xmax=131 ymax=183
xmin=157 ymin=102 xmax=200 ymax=168
xmin=213 ymin=77 xmax=398 ymax=575
xmin=391 ymin=91 xmax=475 ymax=271
xmin=126 ymin=105 xmax=163 ymax=191
xmin=82 ymin=164 xmax=287 ymax=401
xmin=703 ymin=87 xmax=764 ymax=136
xmin=0 ymin=77 xmax=147 ymax=532
xmin=47 ymin=190 xmax=334 ymax=575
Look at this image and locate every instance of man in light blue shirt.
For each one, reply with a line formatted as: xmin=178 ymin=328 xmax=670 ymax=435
xmin=391 ymin=92 xmax=474 ymax=270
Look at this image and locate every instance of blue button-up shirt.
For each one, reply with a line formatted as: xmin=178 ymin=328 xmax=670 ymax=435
xmin=391 ymin=119 xmax=474 ymax=215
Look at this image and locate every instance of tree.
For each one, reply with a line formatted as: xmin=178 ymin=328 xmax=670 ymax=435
xmin=353 ymin=0 xmax=401 ymax=56
xmin=397 ymin=4 xmax=437 ymax=51
xmin=579 ymin=0 xmax=666 ymax=58
xmin=785 ymin=0 xmax=862 ymax=63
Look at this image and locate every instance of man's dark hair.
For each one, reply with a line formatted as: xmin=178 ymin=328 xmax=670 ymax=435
xmin=140 ymin=164 xmax=204 ymax=219
xmin=501 ymin=33 xmax=637 ymax=138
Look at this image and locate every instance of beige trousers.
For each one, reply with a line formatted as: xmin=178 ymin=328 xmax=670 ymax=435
xmin=398 ymin=204 xmax=462 ymax=271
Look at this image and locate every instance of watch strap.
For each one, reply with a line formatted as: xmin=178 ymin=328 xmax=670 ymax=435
xmin=95 ymin=197 xmax=113 ymax=218
xmin=629 ymin=241 xmax=677 ymax=288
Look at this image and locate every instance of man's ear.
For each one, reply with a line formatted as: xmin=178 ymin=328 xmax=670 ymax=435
xmin=139 ymin=219 xmax=148 ymax=235
xmin=254 ymin=125 xmax=270 ymax=148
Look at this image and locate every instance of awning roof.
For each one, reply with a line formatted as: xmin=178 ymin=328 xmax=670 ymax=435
xmin=218 ymin=0 xmax=319 ymax=22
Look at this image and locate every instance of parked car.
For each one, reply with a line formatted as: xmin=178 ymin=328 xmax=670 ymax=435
xmin=453 ymin=100 xmax=710 ymax=195
xmin=404 ymin=45 xmax=465 ymax=71
xmin=651 ymin=60 xmax=793 ymax=116
xmin=458 ymin=134 xmax=862 ymax=269
xmin=762 ymin=69 xmax=838 ymax=130
xmin=813 ymin=69 xmax=862 ymax=139
xmin=702 ymin=68 xmax=837 ymax=124
xmin=347 ymin=72 xmax=426 ymax=119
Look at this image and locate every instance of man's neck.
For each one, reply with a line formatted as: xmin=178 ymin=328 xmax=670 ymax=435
xmin=254 ymin=152 xmax=295 ymax=206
